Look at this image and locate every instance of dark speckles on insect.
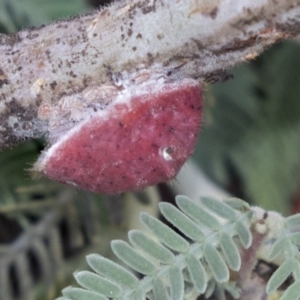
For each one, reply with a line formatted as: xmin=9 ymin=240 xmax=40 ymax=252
xmin=38 ymin=80 xmax=203 ymax=194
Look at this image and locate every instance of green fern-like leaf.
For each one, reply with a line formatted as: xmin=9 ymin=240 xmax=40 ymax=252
xmin=186 ymin=253 xmax=207 ymax=293
xmin=219 ymin=231 xmax=241 ymax=271
xmin=266 ymin=212 xmax=300 ymax=299
xmin=87 ymin=254 xmax=139 ymax=288
xmin=267 ymin=258 xmax=295 ymax=294
xmin=74 ymin=271 xmax=122 ymax=297
xmin=128 ymin=230 xmax=175 ymax=264
xmin=203 ymin=242 xmax=229 ymax=283
xmin=280 ymin=281 xmax=300 ymax=300
xmin=62 ymin=287 xmax=107 ymax=300
xmin=176 ymin=196 xmax=222 ymax=230
xmin=153 ymin=277 xmax=169 ymax=300
xmin=140 ymin=212 xmax=189 ymax=253
xmin=58 ymin=196 xmax=254 ymax=299
xmin=159 ymin=202 xmax=205 ymax=242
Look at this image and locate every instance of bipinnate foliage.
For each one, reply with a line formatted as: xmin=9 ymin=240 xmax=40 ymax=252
xmin=57 ymin=196 xmax=255 ymax=299
xmin=266 ymin=214 xmax=300 ymax=300
xmin=56 ymin=195 xmax=300 ymax=300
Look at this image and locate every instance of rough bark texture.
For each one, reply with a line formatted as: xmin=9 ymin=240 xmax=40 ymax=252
xmin=1 ymin=0 xmax=300 ymax=149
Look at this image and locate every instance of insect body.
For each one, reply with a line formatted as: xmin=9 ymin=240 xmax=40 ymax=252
xmin=35 ymin=78 xmax=203 ymax=194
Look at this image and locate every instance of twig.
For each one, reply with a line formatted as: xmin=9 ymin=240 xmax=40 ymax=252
xmin=0 ymin=0 xmax=300 ymax=149
xmin=0 ymin=198 xmax=60 ymax=214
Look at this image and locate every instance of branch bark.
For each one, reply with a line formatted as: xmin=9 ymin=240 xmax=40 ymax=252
xmin=1 ymin=0 xmax=300 ymax=149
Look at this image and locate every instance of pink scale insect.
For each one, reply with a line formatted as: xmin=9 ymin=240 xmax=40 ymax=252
xmin=35 ymin=76 xmax=203 ymax=194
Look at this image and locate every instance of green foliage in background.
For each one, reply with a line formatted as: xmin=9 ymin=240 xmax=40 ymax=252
xmin=57 ymin=196 xmax=300 ymax=300
xmin=195 ymin=42 xmax=300 ymax=215
xmin=58 ymin=196 xmax=251 ymax=300
xmin=0 ymin=0 xmax=89 ymax=32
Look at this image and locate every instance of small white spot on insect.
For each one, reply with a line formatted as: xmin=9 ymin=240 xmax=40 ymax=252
xmin=160 ymin=147 xmax=174 ymax=161
xmin=31 ymin=78 xmax=45 ymax=97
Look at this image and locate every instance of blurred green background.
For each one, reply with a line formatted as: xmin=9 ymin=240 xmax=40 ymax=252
xmin=196 ymin=41 xmax=300 ymax=216
xmin=1 ymin=0 xmax=300 ymax=299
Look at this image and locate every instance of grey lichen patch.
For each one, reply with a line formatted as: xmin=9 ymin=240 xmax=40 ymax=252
xmin=189 ymin=0 xmax=221 ymax=18
xmin=37 ymin=103 xmax=52 ymax=120
xmin=116 ymin=3 xmax=132 ymax=17
xmin=0 ymin=68 xmax=9 ymax=88
xmin=0 ymin=99 xmax=46 ymax=149
xmin=31 ymin=78 xmax=46 ymax=98
xmin=130 ymin=70 xmax=151 ymax=84
xmin=50 ymin=81 xmax=58 ymax=90
xmin=82 ymin=84 xmax=118 ymax=105
xmin=207 ymin=7 xmax=219 ymax=19
xmin=87 ymin=12 xmax=104 ymax=38
xmin=0 ymin=68 xmax=7 ymax=78
xmin=128 ymin=0 xmax=157 ymax=16
xmin=26 ymin=32 xmax=40 ymax=40
xmin=0 ymin=32 xmax=22 ymax=49
xmin=5 ymin=99 xmax=40 ymax=129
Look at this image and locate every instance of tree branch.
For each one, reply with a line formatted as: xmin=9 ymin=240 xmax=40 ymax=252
xmin=1 ymin=0 xmax=300 ymax=149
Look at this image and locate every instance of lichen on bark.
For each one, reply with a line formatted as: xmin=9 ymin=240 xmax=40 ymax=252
xmin=0 ymin=0 xmax=300 ymax=149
